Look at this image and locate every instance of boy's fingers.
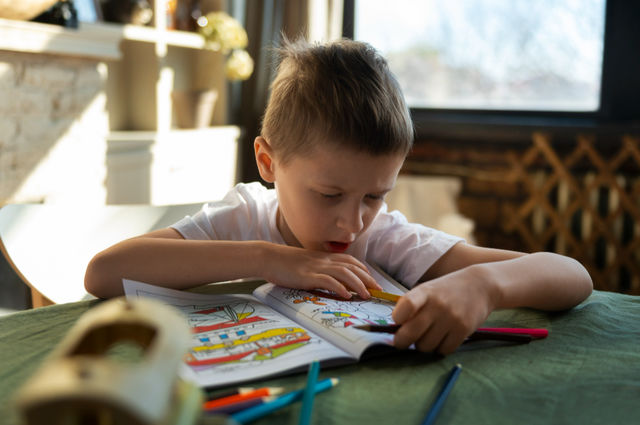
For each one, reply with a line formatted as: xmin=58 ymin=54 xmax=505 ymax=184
xmin=333 ymin=255 xmax=381 ymax=290
xmin=437 ymin=332 xmax=464 ymax=356
xmin=325 ymin=264 xmax=371 ymax=298
xmin=317 ymin=276 xmax=352 ymax=299
xmin=415 ymin=324 xmax=448 ymax=354
xmin=392 ymin=287 xmax=428 ymax=324
xmin=348 ymin=267 xmax=380 ymax=295
xmin=393 ymin=315 xmax=431 ymax=349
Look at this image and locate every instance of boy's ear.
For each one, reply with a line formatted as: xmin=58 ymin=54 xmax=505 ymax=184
xmin=254 ymin=136 xmax=276 ymax=183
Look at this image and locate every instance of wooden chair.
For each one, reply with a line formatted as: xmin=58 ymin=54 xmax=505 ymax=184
xmin=0 ymin=203 xmax=202 ymax=307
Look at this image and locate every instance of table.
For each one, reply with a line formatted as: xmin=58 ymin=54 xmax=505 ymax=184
xmin=1 ymin=290 xmax=640 ymax=425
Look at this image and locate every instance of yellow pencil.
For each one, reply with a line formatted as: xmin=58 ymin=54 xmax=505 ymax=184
xmin=368 ymin=289 xmax=401 ymax=303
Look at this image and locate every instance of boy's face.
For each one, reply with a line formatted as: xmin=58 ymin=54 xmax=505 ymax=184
xmin=255 ymin=137 xmax=405 ymax=253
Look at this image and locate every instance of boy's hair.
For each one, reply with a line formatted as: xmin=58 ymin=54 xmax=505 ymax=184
xmin=261 ymin=37 xmax=414 ymax=163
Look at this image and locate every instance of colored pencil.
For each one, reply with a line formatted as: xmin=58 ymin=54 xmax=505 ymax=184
xmin=478 ymin=327 xmax=549 ymax=339
xmin=231 ymin=378 xmax=339 ymax=424
xmin=203 ymin=387 xmax=283 ymax=410
xmin=354 ymin=323 xmax=402 ymax=333
xmin=421 ymin=364 xmax=462 ymax=425
xmin=299 ymin=360 xmax=320 ymax=425
xmin=205 ymin=396 xmax=275 ymax=415
xmin=354 ymin=324 xmax=537 ymax=343
xmin=368 ymin=289 xmax=401 ymax=303
xmin=465 ymin=330 xmax=532 ymax=343
xmin=204 ymin=386 xmax=268 ymax=400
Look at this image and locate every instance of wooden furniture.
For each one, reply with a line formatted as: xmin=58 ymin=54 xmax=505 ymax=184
xmin=503 ymin=133 xmax=640 ymax=293
xmin=406 ymin=133 xmax=640 ymax=294
xmin=0 ymin=203 xmax=202 ymax=307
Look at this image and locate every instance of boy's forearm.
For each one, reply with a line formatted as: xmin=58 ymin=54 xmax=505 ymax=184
xmin=471 ymin=252 xmax=593 ymax=311
xmin=85 ymin=239 xmax=273 ymax=298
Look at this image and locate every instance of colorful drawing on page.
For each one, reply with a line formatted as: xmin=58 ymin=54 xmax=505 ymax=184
xmin=186 ymin=302 xmax=268 ymax=333
xmin=293 ymin=295 xmax=327 ymax=305
xmin=169 ymin=300 xmax=313 ymax=369
xmin=185 ymin=327 xmax=311 ymax=367
xmin=281 ymin=289 xmax=395 ymax=330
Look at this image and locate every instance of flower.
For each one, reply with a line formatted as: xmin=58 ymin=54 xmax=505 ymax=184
xmin=225 ymin=49 xmax=254 ymax=81
xmin=197 ymin=11 xmax=254 ymax=81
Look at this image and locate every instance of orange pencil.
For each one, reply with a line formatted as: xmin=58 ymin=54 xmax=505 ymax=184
xmin=203 ymin=387 xmax=283 ymax=410
xmin=368 ymin=289 xmax=401 ymax=303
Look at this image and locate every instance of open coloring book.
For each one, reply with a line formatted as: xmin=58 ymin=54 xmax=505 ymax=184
xmin=123 ymin=266 xmax=407 ymax=388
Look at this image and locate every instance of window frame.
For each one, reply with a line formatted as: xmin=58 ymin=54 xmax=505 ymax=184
xmin=344 ymin=0 xmax=640 ymax=141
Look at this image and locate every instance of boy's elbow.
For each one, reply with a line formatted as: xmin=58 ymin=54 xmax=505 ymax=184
xmin=564 ymin=254 xmax=593 ymax=301
xmin=84 ymin=252 xmax=121 ymax=299
xmin=580 ymin=264 xmax=594 ymax=298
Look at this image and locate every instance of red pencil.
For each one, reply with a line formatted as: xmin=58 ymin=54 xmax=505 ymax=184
xmin=354 ymin=324 xmax=548 ymax=341
xmin=205 ymin=396 xmax=275 ymax=415
xmin=477 ymin=327 xmax=548 ymax=339
xmin=203 ymin=387 xmax=283 ymax=410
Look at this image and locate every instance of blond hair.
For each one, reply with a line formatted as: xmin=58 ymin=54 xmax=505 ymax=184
xmin=261 ymin=38 xmax=414 ymax=163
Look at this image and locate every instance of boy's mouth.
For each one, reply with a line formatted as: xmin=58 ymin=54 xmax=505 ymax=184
xmin=327 ymin=241 xmax=350 ymax=253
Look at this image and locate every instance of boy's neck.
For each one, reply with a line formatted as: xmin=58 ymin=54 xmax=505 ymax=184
xmin=276 ymin=209 xmax=301 ymax=247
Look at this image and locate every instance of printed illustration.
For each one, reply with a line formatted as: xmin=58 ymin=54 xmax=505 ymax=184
xmin=185 ymin=326 xmax=311 ymax=366
xmin=171 ymin=300 xmax=312 ymax=368
xmin=187 ymin=303 xmax=267 ymax=333
xmin=281 ymin=288 xmax=395 ymax=329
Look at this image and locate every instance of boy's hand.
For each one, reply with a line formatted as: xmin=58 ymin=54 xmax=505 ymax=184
xmin=262 ymin=244 xmax=382 ymax=299
xmin=391 ymin=270 xmax=497 ymax=355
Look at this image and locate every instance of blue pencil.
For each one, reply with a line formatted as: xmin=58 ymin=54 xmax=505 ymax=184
xmin=299 ymin=361 xmax=320 ymax=425
xmin=232 ymin=377 xmax=339 ymax=424
xmin=421 ymin=364 xmax=463 ymax=425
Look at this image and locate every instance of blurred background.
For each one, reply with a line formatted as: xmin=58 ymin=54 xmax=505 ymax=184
xmin=0 ymin=0 xmax=638 ymax=312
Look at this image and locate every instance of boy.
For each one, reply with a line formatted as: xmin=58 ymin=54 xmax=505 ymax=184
xmin=85 ymin=38 xmax=592 ymax=355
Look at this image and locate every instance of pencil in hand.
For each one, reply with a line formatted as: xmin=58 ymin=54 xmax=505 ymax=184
xmin=367 ymin=289 xmax=402 ymax=303
xmin=466 ymin=330 xmax=532 ymax=343
xmin=354 ymin=324 xmax=540 ymax=344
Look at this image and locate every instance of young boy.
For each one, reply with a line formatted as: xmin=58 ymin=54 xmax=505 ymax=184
xmin=85 ymin=38 xmax=592 ymax=355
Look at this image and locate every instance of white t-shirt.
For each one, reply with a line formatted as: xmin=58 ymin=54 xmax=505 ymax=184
xmin=171 ymin=182 xmax=463 ymax=288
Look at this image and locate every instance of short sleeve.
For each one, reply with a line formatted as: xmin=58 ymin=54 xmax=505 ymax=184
xmin=171 ymin=182 xmax=277 ymax=241
xmin=364 ymin=207 xmax=464 ymax=288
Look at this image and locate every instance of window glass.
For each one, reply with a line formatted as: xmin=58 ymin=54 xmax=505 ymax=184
xmin=354 ymin=0 xmax=606 ymax=111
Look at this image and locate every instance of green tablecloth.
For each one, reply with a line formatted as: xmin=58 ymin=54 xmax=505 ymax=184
xmin=1 ymin=290 xmax=639 ymax=425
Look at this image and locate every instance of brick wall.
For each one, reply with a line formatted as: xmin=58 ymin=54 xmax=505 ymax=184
xmin=0 ymin=51 xmax=109 ymax=205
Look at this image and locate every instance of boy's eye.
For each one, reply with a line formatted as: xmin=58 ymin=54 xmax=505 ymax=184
xmin=321 ymin=192 xmax=342 ymax=199
xmin=366 ymin=194 xmax=385 ymax=201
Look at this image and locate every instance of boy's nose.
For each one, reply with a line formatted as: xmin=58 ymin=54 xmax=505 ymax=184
xmin=336 ymin=202 xmax=364 ymax=234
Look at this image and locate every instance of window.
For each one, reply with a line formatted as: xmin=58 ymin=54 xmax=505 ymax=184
xmin=353 ymin=0 xmax=606 ymax=112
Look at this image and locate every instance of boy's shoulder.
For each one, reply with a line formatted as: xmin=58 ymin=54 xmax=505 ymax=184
xmin=229 ymin=182 xmax=275 ymax=202
xmin=211 ymin=182 xmax=277 ymax=214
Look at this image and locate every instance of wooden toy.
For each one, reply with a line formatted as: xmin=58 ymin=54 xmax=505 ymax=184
xmin=15 ymin=297 xmax=204 ymax=425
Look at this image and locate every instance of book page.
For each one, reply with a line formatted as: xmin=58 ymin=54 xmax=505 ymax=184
xmin=252 ymin=266 xmax=406 ymax=359
xmin=123 ymin=279 xmax=354 ymax=388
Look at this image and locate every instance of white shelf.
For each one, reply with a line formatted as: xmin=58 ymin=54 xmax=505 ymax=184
xmin=119 ymin=23 xmax=207 ymax=49
xmin=0 ymin=18 xmax=122 ymax=60
xmin=0 ymin=18 xmax=209 ymax=60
